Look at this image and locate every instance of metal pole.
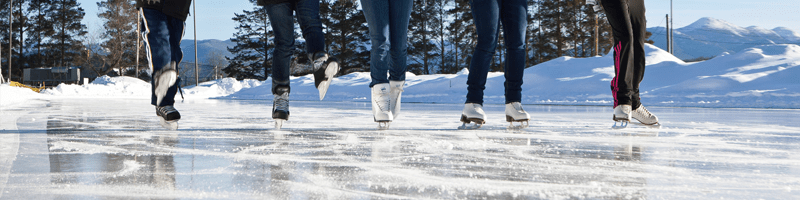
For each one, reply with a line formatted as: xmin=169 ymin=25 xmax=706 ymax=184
xmin=670 ymin=0 xmax=673 ymax=54
xmin=193 ymin=0 xmax=198 ymax=86
xmin=666 ymin=14 xmax=670 ymax=54
xmin=8 ymin=0 xmax=12 ymax=83
xmin=136 ymin=10 xmax=140 ymax=78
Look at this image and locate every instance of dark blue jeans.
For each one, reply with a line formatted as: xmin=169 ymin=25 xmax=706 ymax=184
xmin=361 ymin=0 xmax=413 ymax=87
xmin=140 ymin=8 xmax=184 ymax=106
xmin=465 ymin=0 xmax=527 ymax=104
xmin=265 ymin=0 xmax=326 ymax=91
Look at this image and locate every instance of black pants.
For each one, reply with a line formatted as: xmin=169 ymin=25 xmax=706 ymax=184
xmin=602 ymin=0 xmax=646 ymax=109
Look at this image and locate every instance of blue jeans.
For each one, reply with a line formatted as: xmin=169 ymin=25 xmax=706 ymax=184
xmin=265 ymin=0 xmax=326 ymax=91
xmin=465 ymin=0 xmax=527 ymax=104
xmin=140 ymin=8 xmax=184 ymax=106
xmin=361 ymin=0 xmax=413 ymax=87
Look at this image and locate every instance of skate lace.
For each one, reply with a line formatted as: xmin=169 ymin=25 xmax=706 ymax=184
xmin=158 ymin=106 xmax=177 ymax=115
xmin=634 ymin=106 xmax=652 ymax=117
xmin=274 ymin=93 xmax=289 ymax=111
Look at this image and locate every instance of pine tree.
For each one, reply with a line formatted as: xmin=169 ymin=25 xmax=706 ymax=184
xmin=224 ymin=0 xmax=273 ymax=80
xmin=408 ymin=0 xmax=440 ymax=75
xmin=319 ymin=0 xmax=369 ymax=75
xmin=97 ymin=0 xmax=138 ymax=76
xmin=26 ymin=0 xmax=55 ymax=68
xmin=445 ymin=0 xmax=475 ymax=73
xmin=50 ymin=0 xmax=87 ymax=67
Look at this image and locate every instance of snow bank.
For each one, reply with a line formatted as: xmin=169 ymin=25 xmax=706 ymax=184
xmin=0 ymin=84 xmax=48 ymax=108
xmin=42 ymin=76 xmax=151 ymax=98
xmin=35 ymin=44 xmax=800 ymax=108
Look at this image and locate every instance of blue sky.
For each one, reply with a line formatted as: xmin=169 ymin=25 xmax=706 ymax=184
xmin=77 ymin=0 xmax=800 ymax=41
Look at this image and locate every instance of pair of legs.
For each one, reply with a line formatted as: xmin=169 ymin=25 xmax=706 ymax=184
xmin=140 ymin=8 xmax=184 ymax=107
xmin=361 ymin=0 xmax=413 ymax=87
xmin=461 ymin=0 xmax=529 ymax=128
xmin=603 ymin=0 xmax=658 ymax=125
xmin=140 ymin=8 xmax=184 ymax=127
xmin=602 ymin=0 xmax=646 ymax=110
xmin=265 ymin=0 xmax=326 ymax=92
xmin=265 ymin=0 xmax=339 ymax=128
xmin=362 ymin=0 xmax=412 ymax=126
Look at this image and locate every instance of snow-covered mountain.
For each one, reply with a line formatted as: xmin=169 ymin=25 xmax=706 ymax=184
xmin=648 ymin=17 xmax=800 ymax=60
xmin=179 ymin=39 xmax=235 ymax=63
xmin=39 ymin=44 xmax=800 ymax=109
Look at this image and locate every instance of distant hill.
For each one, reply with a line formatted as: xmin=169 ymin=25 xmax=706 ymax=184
xmin=647 ymin=17 xmax=800 ymax=61
xmin=179 ymin=39 xmax=235 ymax=63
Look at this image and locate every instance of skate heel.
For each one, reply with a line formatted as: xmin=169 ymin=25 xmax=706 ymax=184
xmin=458 ymin=115 xmax=484 ymax=130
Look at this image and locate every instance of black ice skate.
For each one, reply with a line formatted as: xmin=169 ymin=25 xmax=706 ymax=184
xmin=156 ymin=105 xmax=180 ymax=130
xmin=272 ymin=86 xmax=290 ymax=129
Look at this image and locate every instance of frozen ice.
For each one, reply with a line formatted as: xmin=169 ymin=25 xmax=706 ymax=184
xmin=1 ymin=99 xmax=798 ymax=199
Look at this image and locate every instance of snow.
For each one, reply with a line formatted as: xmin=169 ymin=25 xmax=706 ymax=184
xmin=0 ymin=84 xmax=48 ymax=108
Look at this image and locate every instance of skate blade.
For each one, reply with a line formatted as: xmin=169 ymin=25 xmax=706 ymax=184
xmin=317 ymin=61 xmax=340 ymax=100
xmin=612 ymin=120 xmax=629 ymax=129
xmin=275 ymin=119 xmax=286 ymax=130
xmin=155 ymin=70 xmax=177 ymax=106
xmin=159 ymin=118 xmax=179 ymax=130
xmin=458 ymin=123 xmax=482 ymax=130
xmin=377 ymin=121 xmax=390 ymax=130
xmin=507 ymin=121 xmax=529 ymax=130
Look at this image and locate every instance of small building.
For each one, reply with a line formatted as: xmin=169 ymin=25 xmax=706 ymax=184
xmin=23 ymin=67 xmax=82 ymax=87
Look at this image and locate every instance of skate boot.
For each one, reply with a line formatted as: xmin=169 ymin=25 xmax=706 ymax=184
xmin=631 ymin=105 xmax=659 ymax=125
xmin=389 ymin=80 xmax=404 ymax=119
xmin=459 ymin=103 xmax=486 ymax=130
xmin=154 ymin=62 xmax=178 ymax=106
xmin=505 ymin=102 xmax=530 ymax=129
xmin=311 ymin=52 xmax=340 ymax=100
xmin=371 ymin=83 xmax=393 ymax=129
xmin=613 ymin=104 xmax=632 ymax=128
xmin=272 ymin=86 xmax=290 ymax=129
xmin=156 ymin=105 xmax=180 ymax=130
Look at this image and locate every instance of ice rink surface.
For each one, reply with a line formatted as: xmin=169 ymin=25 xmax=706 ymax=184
xmin=1 ymin=99 xmax=799 ymax=199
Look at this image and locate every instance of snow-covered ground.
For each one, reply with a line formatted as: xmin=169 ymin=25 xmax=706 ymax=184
xmin=0 ymin=99 xmax=798 ymax=199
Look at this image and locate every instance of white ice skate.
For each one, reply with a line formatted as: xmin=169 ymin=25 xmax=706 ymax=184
xmin=459 ymin=103 xmax=487 ymax=130
xmin=505 ymin=102 xmax=530 ymax=129
xmin=311 ymin=52 xmax=340 ymax=100
xmin=272 ymin=86 xmax=290 ymax=129
xmin=389 ymin=80 xmax=404 ymax=119
xmin=631 ymin=105 xmax=660 ymax=126
xmin=371 ymin=83 xmax=393 ymax=129
xmin=612 ymin=104 xmax=632 ymax=129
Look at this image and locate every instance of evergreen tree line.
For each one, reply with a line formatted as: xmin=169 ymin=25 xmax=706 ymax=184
xmin=0 ymin=0 xmax=147 ymax=82
xmin=225 ymin=0 xmax=645 ymax=80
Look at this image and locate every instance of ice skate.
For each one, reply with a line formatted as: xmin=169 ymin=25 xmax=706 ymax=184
xmin=459 ymin=103 xmax=486 ymax=130
xmin=389 ymin=80 xmax=404 ymax=119
xmin=154 ymin=62 xmax=178 ymax=106
xmin=612 ymin=104 xmax=632 ymax=129
xmin=272 ymin=86 xmax=290 ymax=129
xmin=371 ymin=83 xmax=393 ymax=130
xmin=631 ymin=105 xmax=660 ymax=127
xmin=311 ymin=52 xmax=340 ymax=100
xmin=156 ymin=105 xmax=180 ymax=130
xmin=505 ymin=102 xmax=530 ymax=130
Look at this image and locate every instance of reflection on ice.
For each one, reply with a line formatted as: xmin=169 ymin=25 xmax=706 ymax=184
xmin=0 ymin=99 xmax=797 ymax=199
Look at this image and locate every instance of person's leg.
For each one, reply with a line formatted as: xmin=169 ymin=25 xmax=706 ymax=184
xmin=159 ymin=15 xmax=186 ymax=107
xmin=601 ymin=0 xmax=635 ymax=108
xmin=265 ymin=3 xmax=296 ymax=92
xmin=466 ymin=0 xmax=500 ymax=105
xmin=140 ymin=8 xmax=172 ymax=106
xmin=387 ymin=0 xmax=412 ymax=82
xmin=499 ymin=0 xmax=527 ymax=104
xmin=294 ymin=0 xmax=325 ymax=54
xmin=361 ymin=0 xmax=390 ymax=88
xmin=629 ymin=0 xmax=646 ymax=110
